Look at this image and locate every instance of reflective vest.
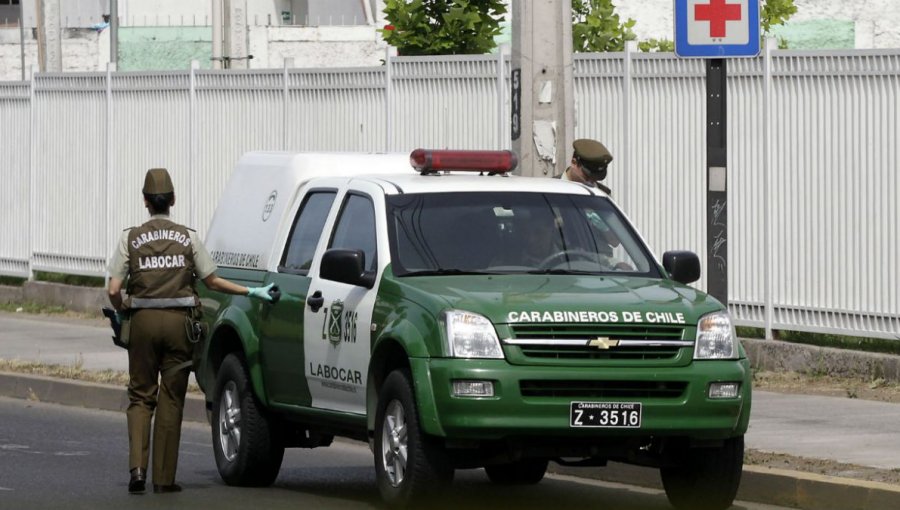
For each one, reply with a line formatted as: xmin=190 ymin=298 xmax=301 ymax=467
xmin=126 ymin=218 xmax=198 ymax=309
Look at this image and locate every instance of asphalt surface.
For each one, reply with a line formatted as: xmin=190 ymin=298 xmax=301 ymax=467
xmin=0 ymin=396 xmax=796 ymax=510
xmin=2 ymin=312 xmax=899 ymax=471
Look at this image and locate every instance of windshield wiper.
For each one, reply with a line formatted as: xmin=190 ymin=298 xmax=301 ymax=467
xmin=525 ymin=268 xmax=600 ymax=275
xmin=402 ymin=269 xmax=496 ymax=276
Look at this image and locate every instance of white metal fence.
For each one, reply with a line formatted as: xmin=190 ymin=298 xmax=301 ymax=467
xmin=1 ymin=49 xmax=898 ymax=340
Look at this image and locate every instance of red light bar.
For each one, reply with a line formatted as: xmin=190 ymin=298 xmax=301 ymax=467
xmin=410 ymin=149 xmax=518 ymax=175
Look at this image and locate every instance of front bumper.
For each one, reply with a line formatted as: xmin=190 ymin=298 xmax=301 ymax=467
xmin=411 ymin=357 xmax=752 ymax=441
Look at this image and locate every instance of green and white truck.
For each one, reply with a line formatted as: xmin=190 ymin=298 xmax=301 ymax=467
xmin=196 ymin=149 xmax=751 ymax=510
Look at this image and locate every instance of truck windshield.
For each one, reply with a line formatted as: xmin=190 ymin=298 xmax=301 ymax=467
xmin=387 ymin=192 xmax=661 ymax=277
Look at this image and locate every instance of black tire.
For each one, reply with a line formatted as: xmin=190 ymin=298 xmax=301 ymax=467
xmin=374 ymin=369 xmax=453 ymax=508
xmin=660 ymin=436 xmax=744 ymax=510
xmin=484 ymin=459 xmax=549 ymax=485
xmin=212 ymin=353 xmax=285 ymax=487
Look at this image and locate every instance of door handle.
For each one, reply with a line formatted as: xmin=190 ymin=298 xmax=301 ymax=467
xmin=307 ymin=290 xmax=324 ymax=312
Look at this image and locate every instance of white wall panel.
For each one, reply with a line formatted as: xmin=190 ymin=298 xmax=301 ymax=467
xmin=0 ymin=83 xmax=31 ymax=276
xmin=108 ymin=72 xmax=192 ymax=255
xmin=31 ymin=74 xmax=107 ymax=275
xmin=390 ymin=55 xmax=504 ymax=151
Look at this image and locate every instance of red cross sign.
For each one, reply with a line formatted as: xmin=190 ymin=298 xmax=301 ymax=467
xmin=695 ymin=0 xmax=743 ymax=38
xmin=675 ymin=0 xmax=760 ymax=58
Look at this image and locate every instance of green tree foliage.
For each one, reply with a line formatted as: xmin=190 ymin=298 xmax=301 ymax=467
xmin=638 ymin=38 xmax=675 ymax=53
xmin=761 ymin=0 xmax=798 ymax=48
xmin=380 ymin=0 xmax=506 ymax=56
xmin=571 ymin=0 xmax=637 ymax=52
xmin=761 ymin=0 xmax=798 ymax=34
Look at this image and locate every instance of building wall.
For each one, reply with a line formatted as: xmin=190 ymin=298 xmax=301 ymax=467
xmin=0 ymin=27 xmax=109 ymax=80
xmin=0 ymin=23 xmax=386 ymax=79
xmin=118 ymin=27 xmax=213 ymax=71
xmin=16 ymin=0 xmax=373 ymax=27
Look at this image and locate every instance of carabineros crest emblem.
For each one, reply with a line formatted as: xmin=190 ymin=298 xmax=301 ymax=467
xmin=327 ymin=300 xmax=344 ymax=347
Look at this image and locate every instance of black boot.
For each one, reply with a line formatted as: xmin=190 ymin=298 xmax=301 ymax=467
xmin=128 ymin=468 xmax=146 ymax=493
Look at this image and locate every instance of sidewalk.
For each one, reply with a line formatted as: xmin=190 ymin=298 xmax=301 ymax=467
xmin=1 ymin=311 xmax=899 ymax=509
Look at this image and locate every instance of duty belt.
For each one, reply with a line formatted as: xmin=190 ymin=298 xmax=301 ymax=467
xmin=130 ymin=296 xmax=197 ymax=308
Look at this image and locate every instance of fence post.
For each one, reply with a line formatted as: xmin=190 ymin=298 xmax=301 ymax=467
xmin=623 ymin=41 xmax=637 ymax=209
xmin=27 ymin=68 xmax=35 ymax=281
xmin=189 ymin=60 xmax=199 ymax=229
xmin=385 ymin=46 xmax=394 ymax=152
xmin=283 ymin=58 xmax=293 ymax=150
xmin=104 ymin=62 xmax=115 ymax=285
xmin=763 ymin=38 xmax=776 ymax=339
xmin=497 ymin=44 xmax=508 ymax=149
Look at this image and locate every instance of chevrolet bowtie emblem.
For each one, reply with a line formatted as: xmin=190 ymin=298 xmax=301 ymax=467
xmin=588 ymin=337 xmax=620 ymax=350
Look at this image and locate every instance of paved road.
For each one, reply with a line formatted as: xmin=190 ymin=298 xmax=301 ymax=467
xmin=2 ymin=312 xmax=900 ymax=471
xmin=749 ymin=392 xmax=900 ymax=470
xmin=0 ymin=397 xmax=793 ymax=510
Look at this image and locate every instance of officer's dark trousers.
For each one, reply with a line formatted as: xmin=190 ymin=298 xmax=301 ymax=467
xmin=127 ymin=308 xmax=191 ymax=486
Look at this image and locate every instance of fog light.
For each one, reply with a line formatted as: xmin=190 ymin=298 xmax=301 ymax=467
xmin=708 ymin=382 xmax=740 ymax=399
xmin=452 ymin=380 xmax=495 ymax=397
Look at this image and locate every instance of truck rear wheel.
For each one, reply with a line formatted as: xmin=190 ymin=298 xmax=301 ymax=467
xmin=212 ymin=353 xmax=285 ymax=487
xmin=484 ymin=459 xmax=549 ymax=485
xmin=660 ymin=436 xmax=744 ymax=510
xmin=374 ymin=369 xmax=453 ymax=508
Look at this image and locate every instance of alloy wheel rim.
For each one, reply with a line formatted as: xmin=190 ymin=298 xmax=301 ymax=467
xmin=218 ymin=381 xmax=242 ymax=462
xmin=381 ymin=400 xmax=408 ymax=487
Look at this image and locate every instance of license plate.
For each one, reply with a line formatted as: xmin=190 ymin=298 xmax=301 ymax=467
xmin=570 ymin=402 xmax=642 ymax=428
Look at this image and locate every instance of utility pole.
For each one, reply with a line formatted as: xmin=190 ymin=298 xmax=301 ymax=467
xmin=18 ymin=1 xmax=25 ymax=80
xmin=110 ymin=0 xmax=118 ymax=67
xmin=212 ymin=0 xmax=223 ymax=69
xmin=35 ymin=0 xmax=63 ymax=72
xmin=510 ymin=0 xmax=575 ymax=177
xmin=223 ymin=0 xmax=250 ymax=69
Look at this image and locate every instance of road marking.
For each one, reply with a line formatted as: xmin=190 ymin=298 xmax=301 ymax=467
xmin=53 ymin=451 xmax=90 ymax=456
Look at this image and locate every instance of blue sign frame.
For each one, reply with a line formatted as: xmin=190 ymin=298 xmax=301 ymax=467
xmin=674 ymin=0 xmax=760 ymax=58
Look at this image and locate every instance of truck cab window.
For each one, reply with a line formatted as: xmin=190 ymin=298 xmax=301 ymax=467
xmin=329 ymin=193 xmax=377 ymax=272
xmin=281 ymin=191 xmax=336 ymax=273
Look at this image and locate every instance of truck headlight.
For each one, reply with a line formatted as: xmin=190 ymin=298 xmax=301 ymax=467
xmin=694 ymin=311 xmax=738 ymax=360
xmin=441 ymin=310 xmax=504 ymax=359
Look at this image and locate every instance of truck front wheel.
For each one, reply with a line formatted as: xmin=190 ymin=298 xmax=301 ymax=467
xmin=212 ymin=353 xmax=285 ymax=487
xmin=374 ymin=369 xmax=453 ymax=508
xmin=660 ymin=436 xmax=744 ymax=510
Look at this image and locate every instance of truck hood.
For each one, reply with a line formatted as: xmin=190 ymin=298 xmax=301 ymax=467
xmin=387 ymin=274 xmax=723 ymax=327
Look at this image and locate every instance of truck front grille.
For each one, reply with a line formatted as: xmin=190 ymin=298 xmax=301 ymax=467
xmin=507 ymin=323 xmax=689 ymax=362
xmin=519 ymin=380 xmax=688 ymax=399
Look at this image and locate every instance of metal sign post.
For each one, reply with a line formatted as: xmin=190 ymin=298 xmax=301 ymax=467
xmin=674 ymin=0 xmax=760 ymax=306
xmin=706 ymin=58 xmax=727 ymax=304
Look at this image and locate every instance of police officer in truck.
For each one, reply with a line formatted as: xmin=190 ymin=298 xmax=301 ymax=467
xmin=557 ymin=138 xmax=614 ymax=194
xmin=107 ymin=168 xmax=274 ymax=494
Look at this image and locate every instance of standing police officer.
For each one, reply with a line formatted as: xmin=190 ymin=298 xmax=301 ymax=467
xmin=107 ymin=168 xmax=274 ymax=494
xmin=558 ymin=138 xmax=614 ymax=194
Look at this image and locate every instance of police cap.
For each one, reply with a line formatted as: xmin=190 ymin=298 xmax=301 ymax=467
xmin=143 ymin=168 xmax=174 ymax=195
xmin=573 ymin=139 xmax=613 ymax=177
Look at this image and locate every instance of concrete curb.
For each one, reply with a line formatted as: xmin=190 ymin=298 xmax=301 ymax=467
xmin=743 ymin=337 xmax=900 ymax=383
xmin=0 ymin=282 xmax=108 ymax=315
xmin=3 ymin=370 xmax=899 ymax=510
xmin=0 ymin=371 xmax=208 ymax=424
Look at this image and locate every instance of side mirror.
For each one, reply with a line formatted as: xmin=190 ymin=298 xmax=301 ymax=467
xmin=662 ymin=251 xmax=701 ymax=285
xmin=320 ymin=249 xmax=376 ymax=289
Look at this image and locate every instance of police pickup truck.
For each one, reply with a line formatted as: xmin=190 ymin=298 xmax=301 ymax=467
xmin=197 ymin=149 xmax=751 ymax=510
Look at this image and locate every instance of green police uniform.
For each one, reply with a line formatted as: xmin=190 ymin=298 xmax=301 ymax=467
xmin=108 ymin=168 xmax=217 ymax=489
xmin=558 ymin=138 xmax=614 ymax=195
